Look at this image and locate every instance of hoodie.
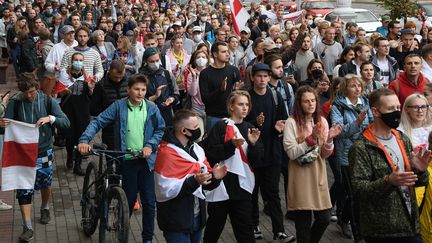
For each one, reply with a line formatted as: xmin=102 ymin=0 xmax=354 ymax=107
xmin=389 ymin=72 xmax=429 ymax=106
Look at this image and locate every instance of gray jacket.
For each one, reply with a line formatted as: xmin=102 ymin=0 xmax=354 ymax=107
xmin=371 ymin=54 xmax=399 ymax=83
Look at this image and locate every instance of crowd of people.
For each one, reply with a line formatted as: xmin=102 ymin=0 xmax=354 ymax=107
xmin=1 ymin=0 xmax=432 ymax=243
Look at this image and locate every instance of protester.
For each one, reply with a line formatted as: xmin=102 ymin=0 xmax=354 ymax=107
xmin=1 ymin=76 xmax=70 ymax=242
xmin=78 ymin=74 xmax=165 ymax=243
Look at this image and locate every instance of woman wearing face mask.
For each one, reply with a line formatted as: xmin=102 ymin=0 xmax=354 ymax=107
xmin=58 ymin=52 xmax=95 ymax=175
xmin=330 ymin=75 xmax=373 ymax=240
xmin=186 ymin=50 xmax=208 ymax=139
xmin=114 ymin=36 xmax=137 ymax=79
xmin=332 ymin=46 xmax=355 ymax=78
xmin=302 ymin=59 xmax=330 ymax=87
xmin=203 ymin=90 xmax=263 ymax=243
xmin=166 ymin=34 xmax=191 ymax=103
xmin=360 ymin=61 xmax=383 ymax=96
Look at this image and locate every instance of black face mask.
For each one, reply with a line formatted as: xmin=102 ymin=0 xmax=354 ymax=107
xmin=311 ymin=69 xmax=323 ymax=80
xmin=185 ymin=128 xmax=201 ymax=141
xmin=380 ymin=110 xmax=401 ymax=129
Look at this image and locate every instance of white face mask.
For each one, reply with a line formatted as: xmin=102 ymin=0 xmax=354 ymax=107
xmin=163 ymin=25 xmax=169 ymax=31
xmin=148 ymin=62 xmax=160 ymax=71
xmin=196 ymin=57 xmax=208 ymax=67
xmin=286 ymin=24 xmax=293 ymax=29
xmin=275 ymin=44 xmax=282 ymax=49
xmin=193 ymin=34 xmax=202 ymax=42
xmin=200 ymin=16 xmax=207 ymax=22
xmin=307 ymin=20 xmax=313 ymax=26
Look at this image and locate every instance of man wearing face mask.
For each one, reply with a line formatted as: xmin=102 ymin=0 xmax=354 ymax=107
xmin=191 ymin=26 xmax=210 ymax=50
xmin=140 ymin=47 xmax=180 ymax=127
xmin=349 ymin=88 xmax=431 ymax=243
xmin=192 ymin=11 xmax=213 ymax=41
xmin=155 ymin=109 xmax=227 ymax=243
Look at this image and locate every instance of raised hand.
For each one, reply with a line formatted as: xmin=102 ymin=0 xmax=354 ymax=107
xmin=356 ymin=110 xmax=366 ymax=125
xmin=212 ymin=163 xmax=228 ymax=180
xmin=248 ymin=128 xmax=261 ymax=146
xmin=274 ymin=120 xmax=286 ymax=133
xmin=388 ymin=166 xmax=418 ymax=187
xmin=327 ymin=123 xmax=343 ymax=142
xmin=411 ymin=149 xmax=432 ymax=173
xmin=256 ymin=112 xmax=265 ymax=126
xmin=220 ymin=77 xmax=228 ymax=91
xmin=155 ymin=84 xmax=167 ymax=99
xmin=195 ymin=171 xmax=212 ymax=185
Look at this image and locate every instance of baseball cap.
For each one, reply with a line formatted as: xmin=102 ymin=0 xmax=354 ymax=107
xmin=381 ymin=15 xmax=391 ymax=23
xmin=262 ymin=40 xmax=276 ymax=51
xmin=252 ymin=63 xmax=271 ymax=75
xmin=60 ymin=25 xmax=74 ymax=35
xmin=240 ymin=26 xmax=251 ymax=34
xmin=401 ymin=28 xmax=415 ymax=36
xmin=192 ymin=26 xmax=202 ymax=33
xmin=172 ymin=21 xmax=182 ymax=27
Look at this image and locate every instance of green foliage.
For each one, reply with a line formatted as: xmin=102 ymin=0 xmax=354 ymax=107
xmin=375 ymin=0 xmax=419 ymax=20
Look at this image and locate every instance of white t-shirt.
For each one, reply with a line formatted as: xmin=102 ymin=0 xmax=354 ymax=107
xmin=377 ymin=58 xmax=390 ymax=85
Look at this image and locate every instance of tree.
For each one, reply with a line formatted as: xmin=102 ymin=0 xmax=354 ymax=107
xmin=375 ymin=0 xmax=419 ymax=21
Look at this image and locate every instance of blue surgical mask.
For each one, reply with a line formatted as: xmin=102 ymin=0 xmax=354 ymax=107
xmin=72 ymin=60 xmax=83 ymax=70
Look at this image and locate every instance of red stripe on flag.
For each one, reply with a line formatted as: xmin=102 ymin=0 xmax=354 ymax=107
xmin=232 ymin=0 xmax=242 ymax=16
xmin=2 ymin=141 xmax=38 ymax=167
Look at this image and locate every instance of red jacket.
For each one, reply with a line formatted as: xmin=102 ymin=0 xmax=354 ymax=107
xmin=389 ymin=72 xmax=429 ymax=106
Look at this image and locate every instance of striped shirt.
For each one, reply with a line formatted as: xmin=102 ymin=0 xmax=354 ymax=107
xmin=60 ymin=47 xmax=104 ymax=82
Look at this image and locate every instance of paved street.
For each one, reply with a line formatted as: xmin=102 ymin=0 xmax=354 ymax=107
xmin=0 ymin=65 xmax=355 ymax=242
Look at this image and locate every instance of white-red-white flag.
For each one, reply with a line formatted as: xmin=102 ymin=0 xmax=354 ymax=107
xmin=230 ymin=0 xmax=250 ymax=35
xmin=283 ymin=10 xmax=303 ymax=24
xmin=154 ymin=141 xmax=212 ymax=202
xmin=1 ymin=119 xmax=39 ymax=191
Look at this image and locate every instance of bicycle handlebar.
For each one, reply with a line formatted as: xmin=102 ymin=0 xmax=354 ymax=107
xmin=75 ymin=143 xmax=144 ymax=158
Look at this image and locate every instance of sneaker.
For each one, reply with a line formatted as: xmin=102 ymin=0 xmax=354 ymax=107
xmin=19 ymin=227 xmax=34 ymax=242
xmin=40 ymin=209 xmax=51 ymax=224
xmin=253 ymin=226 xmax=263 ymax=239
xmin=0 ymin=199 xmax=12 ymax=210
xmin=273 ymin=232 xmax=296 ymax=242
xmin=337 ymin=220 xmax=352 ymax=239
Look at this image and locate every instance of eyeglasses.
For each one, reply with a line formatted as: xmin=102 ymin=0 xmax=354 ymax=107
xmin=407 ymin=105 xmax=429 ymax=112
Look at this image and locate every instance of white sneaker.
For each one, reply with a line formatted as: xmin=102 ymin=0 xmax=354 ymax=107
xmin=0 ymin=199 xmax=12 ymax=210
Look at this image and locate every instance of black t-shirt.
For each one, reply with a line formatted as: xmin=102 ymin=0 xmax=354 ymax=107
xmin=199 ymin=64 xmax=241 ymax=117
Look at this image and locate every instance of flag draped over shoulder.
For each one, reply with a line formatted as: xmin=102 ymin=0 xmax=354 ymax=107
xmin=154 ymin=141 xmax=212 ymax=202
xmin=205 ymin=118 xmax=254 ymax=202
xmin=230 ymin=0 xmax=250 ymax=35
xmin=283 ymin=10 xmax=303 ymax=24
xmin=1 ymin=119 xmax=39 ymax=191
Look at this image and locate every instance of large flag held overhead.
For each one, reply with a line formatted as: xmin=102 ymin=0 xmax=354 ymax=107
xmin=283 ymin=10 xmax=303 ymax=24
xmin=230 ymin=0 xmax=250 ymax=35
xmin=1 ymin=119 xmax=39 ymax=191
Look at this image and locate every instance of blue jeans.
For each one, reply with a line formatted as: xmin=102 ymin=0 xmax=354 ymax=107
xmin=206 ymin=116 xmax=222 ymax=132
xmin=121 ymin=159 xmax=155 ymax=241
xmin=163 ymin=216 xmax=202 ymax=243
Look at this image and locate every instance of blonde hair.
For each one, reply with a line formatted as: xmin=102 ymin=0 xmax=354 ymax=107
xmin=117 ymin=36 xmax=131 ymax=51
xmin=227 ymin=90 xmax=252 ymax=116
xmin=338 ymin=74 xmax=365 ymax=97
xmin=400 ymin=93 xmax=432 ymax=143
xmin=269 ymin=24 xmax=281 ymax=35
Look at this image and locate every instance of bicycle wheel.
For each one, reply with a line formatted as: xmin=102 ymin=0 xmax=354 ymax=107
xmin=104 ymin=186 xmax=130 ymax=243
xmin=81 ymin=161 xmax=100 ymax=236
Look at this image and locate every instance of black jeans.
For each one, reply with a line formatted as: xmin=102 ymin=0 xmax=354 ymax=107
xmin=365 ymin=234 xmax=423 ymax=243
xmin=252 ymin=165 xmax=284 ymax=234
xmin=329 ymin=155 xmax=344 ymax=214
xmin=203 ymin=199 xmax=255 ymax=243
xmin=341 ymin=165 xmax=361 ymax=240
xmin=293 ymin=209 xmax=331 ymax=243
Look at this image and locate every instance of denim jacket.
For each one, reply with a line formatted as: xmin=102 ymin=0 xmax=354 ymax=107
xmin=79 ymin=98 xmax=166 ymax=170
xmin=330 ymin=95 xmax=373 ymax=166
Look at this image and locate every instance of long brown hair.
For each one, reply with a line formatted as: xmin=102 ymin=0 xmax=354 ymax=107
xmin=292 ymin=86 xmax=324 ymax=143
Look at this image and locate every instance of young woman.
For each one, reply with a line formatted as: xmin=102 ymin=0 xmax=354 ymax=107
xmin=166 ymin=35 xmax=191 ymax=101
xmin=58 ymin=52 xmax=95 ymax=175
xmin=332 ymin=46 xmax=355 ymax=78
xmin=186 ymin=50 xmax=209 ymax=139
xmin=91 ymin=29 xmax=116 ymax=72
xmin=203 ymin=90 xmax=263 ymax=243
xmin=283 ymin=86 xmax=342 ymax=243
xmin=228 ymin=36 xmax=242 ymax=68
xmin=17 ymin=30 xmax=38 ymax=74
xmin=360 ymin=61 xmax=383 ymax=96
xmin=330 ymin=75 xmax=374 ymax=240
xmin=49 ymin=14 xmax=63 ymax=44
xmin=302 ymin=59 xmax=330 ymax=87
xmin=83 ymin=12 xmax=96 ymax=31
xmin=114 ymin=36 xmax=136 ymax=79
xmin=7 ymin=16 xmax=29 ymax=76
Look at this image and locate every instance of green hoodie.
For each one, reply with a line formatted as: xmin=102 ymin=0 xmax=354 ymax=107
xmin=4 ymin=91 xmax=70 ymax=154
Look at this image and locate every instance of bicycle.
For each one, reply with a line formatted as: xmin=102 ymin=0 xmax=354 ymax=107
xmin=80 ymin=143 xmax=143 ymax=243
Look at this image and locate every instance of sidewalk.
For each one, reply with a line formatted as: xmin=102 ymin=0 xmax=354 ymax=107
xmin=0 ymin=64 xmax=353 ymax=243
